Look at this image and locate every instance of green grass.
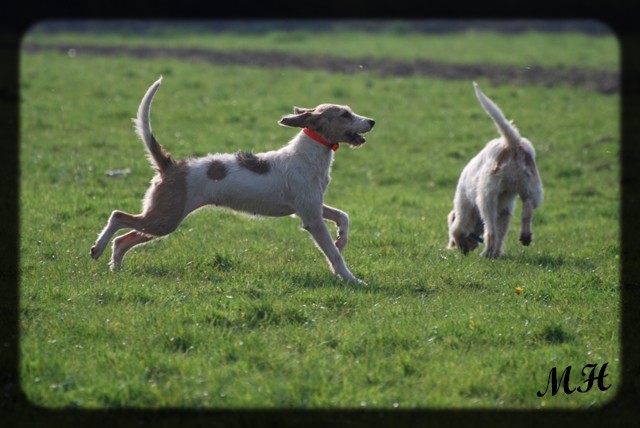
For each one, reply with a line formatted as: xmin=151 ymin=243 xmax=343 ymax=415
xmin=19 ymin=28 xmax=619 ymax=409
xmin=23 ymin=22 xmax=619 ymax=70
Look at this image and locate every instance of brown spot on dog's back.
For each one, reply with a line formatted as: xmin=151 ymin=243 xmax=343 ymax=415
xmin=236 ymin=151 xmax=270 ymax=174
xmin=207 ymin=160 xmax=228 ymax=181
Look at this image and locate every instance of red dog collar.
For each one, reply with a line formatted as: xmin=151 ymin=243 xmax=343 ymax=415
xmin=303 ymin=128 xmax=339 ymax=152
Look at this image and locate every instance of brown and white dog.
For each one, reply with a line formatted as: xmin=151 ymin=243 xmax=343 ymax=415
xmin=91 ymin=77 xmax=374 ymax=283
xmin=447 ymin=82 xmax=543 ymax=258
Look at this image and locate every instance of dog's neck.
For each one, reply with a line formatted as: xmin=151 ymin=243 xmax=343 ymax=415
xmin=303 ymin=128 xmax=339 ymax=152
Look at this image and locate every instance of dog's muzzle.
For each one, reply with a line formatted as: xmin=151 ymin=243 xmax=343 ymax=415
xmin=349 ymin=119 xmax=375 ymax=146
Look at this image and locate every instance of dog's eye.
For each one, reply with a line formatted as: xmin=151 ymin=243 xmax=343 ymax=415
xmin=340 ymin=111 xmax=352 ymax=118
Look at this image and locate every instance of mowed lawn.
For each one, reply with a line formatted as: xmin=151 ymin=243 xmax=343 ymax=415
xmin=19 ymin=25 xmax=619 ymax=409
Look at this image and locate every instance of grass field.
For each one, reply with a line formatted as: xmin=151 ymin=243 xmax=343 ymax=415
xmin=23 ymin=22 xmax=618 ymax=70
xmin=18 ymin=23 xmax=620 ymax=409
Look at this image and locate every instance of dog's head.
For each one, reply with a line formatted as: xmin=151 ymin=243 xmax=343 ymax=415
xmin=279 ymin=104 xmax=375 ymax=148
xmin=447 ymin=211 xmax=484 ymax=253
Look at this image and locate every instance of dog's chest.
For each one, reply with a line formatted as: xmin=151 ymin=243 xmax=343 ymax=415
xmin=290 ymin=148 xmax=334 ymax=193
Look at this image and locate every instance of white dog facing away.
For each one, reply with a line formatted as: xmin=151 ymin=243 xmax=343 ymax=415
xmin=91 ymin=77 xmax=375 ymax=284
xmin=447 ymin=82 xmax=543 ymax=258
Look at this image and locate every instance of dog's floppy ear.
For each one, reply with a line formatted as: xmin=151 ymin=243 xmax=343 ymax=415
xmin=278 ymin=106 xmax=314 ymax=128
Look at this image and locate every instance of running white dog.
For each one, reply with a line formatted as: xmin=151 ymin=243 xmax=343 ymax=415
xmin=447 ymin=82 xmax=543 ymax=258
xmin=90 ymin=77 xmax=375 ymax=283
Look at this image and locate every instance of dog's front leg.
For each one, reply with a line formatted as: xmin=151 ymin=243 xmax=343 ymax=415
xmin=322 ymin=205 xmax=349 ymax=252
xmin=299 ymin=212 xmax=363 ymax=285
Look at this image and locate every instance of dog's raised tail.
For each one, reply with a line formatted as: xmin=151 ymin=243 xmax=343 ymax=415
xmin=133 ymin=76 xmax=174 ymax=172
xmin=473 ymin=82 xmax=521 ymax=148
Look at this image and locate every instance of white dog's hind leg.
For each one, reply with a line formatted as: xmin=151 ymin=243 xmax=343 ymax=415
xmin=91 ymin=210 xmax=129 ymax=260
xmin=491 ymin=204 xmax=514 ymax=257
xmin=519 ymin=198 xmax=535 ymax=246
xmin=111 ymin=230 xmax=155 ymax=271
xmin=479 ymin=198 xmax=502 ymax=258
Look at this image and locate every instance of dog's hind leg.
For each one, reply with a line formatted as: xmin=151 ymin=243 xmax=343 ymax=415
xmin=91 ymin=210 xmax=136 ymax=260
xmin=492 ymin=204 xmax=514 ymax=257
xmin=91 ymin=167 xmax=188 ymax=265
xmin=110 ymin=230 xmax=155 ymax=271
xmin=91 ymin=207 xmax=183 ymax=268
xmin=479 ymin=198 xmax=502 ymax=258
xmin=519 ymin=198 xmax=535 ymax=246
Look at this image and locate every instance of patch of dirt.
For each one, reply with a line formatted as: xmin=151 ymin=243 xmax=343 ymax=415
xmin=23 ymin=43 xmax=619 ymax=94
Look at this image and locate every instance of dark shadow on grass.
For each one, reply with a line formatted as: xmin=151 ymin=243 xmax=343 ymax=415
xmin=458 ymin=281 xmax=486 ymax=290
xmin=127 ymin=252 xmax=240 ymax=278
xmin=535 ymin=323 xmax=575 ymax=345
xmin=499 ymin=251 xmax=566 ymax=269
xmin=527 ymin=253 xmax=566 ymax=269
xmin=409 ymin=284 xmax=438 ymax=297
xmin=510 ymin=252 xmax=602 ymax=272
xmin=287 ymin=272 xmax=397 ymax=295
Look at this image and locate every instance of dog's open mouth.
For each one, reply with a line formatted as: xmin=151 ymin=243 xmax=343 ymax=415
xmin=347 ymin=132 xmax=367 ymax=146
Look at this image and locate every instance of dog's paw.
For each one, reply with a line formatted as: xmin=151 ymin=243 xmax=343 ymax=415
xmin=480 ymin=247 xmax=503 ymax=258
xmin=339 ymin=270 xmax=366 ymax=285
xmin=520 ymin=233 xmax=532 ymax=246
xmin=90 ymin=245 xmax=103 ymax=260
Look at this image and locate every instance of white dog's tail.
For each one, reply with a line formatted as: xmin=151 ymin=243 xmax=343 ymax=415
xmin=473 ymin=82 xmax=521 ymax=149
xmin=133 ymin=76 xmax=174 ymax=172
